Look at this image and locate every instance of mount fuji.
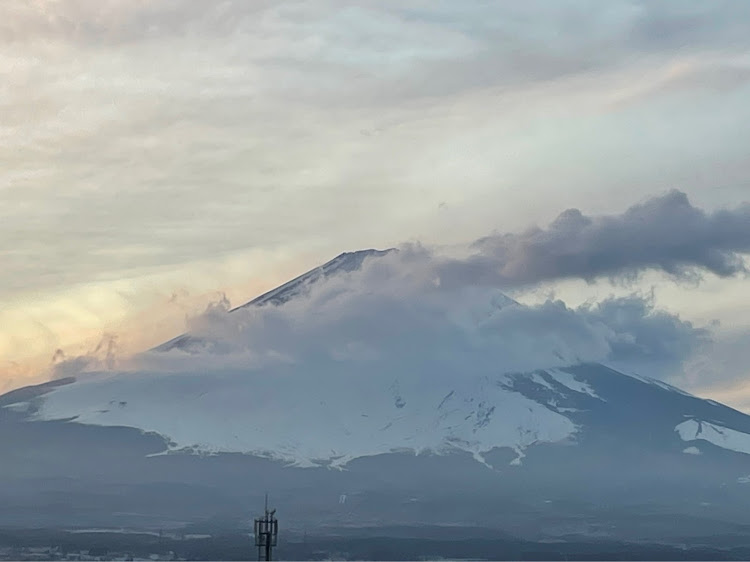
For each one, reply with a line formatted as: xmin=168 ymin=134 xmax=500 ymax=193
xmin=2 ymin=249 xmax=750 ymax=542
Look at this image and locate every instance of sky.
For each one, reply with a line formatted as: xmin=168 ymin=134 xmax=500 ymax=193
xmin=1 ymin=1 xmax=750 ymax=407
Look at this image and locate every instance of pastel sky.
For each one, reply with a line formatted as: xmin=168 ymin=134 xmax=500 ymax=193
xmin=2 ymin=2 xmax=749 ymax=406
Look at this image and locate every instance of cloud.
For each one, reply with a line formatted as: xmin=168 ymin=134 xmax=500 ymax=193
xmin=2 ymin=1 xmax=750 ymax=300
xmin=438 ymin=191 xmax=750 ymax=287
xmin=50 ymin=333 xmax=121 ymax=379
xmin=127 ymin=247 xmax=706 ymax=383
xmin=574 ymin=293 xmax=710 ymax=377
xmin=36 ymin=190 xmax=743 ymax=388
xmin=681 ymin=327 xmax=750 ymax=392
xmin=3 ymin=1 xmax=750 ymax=393
xmin=4 ymin=189 xmax=743 ymax=396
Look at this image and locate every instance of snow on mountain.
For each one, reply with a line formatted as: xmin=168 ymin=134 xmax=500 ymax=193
xmin=545 ymin=368 xmax=601 ymax=400
xmin=26 ymin=368 xmax=577 ymax=468
xmin=676 ymin=418 xmax=750 ymax=456
xmin=12 ymin=358 xmax=750 ymax=469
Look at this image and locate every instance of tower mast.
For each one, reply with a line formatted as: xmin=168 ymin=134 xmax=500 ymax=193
xmin=254 ymin=495 xmax=278 ymax=561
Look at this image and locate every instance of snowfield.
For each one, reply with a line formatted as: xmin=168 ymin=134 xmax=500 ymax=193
xmin=675 ymin=419 xmax=750 ymax=456
xmin=29 ymin=368 xmax=578 ymax=468
xmin=546 ymin=368 xmax=602 ymax=400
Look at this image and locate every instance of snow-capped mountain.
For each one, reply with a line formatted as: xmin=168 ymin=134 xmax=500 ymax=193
xmin=2 ymin=249 xmax=750 ymax=539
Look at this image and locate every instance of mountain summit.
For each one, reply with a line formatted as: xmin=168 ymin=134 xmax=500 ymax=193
xmin=153 ymin=249 xmax=392 ymax=354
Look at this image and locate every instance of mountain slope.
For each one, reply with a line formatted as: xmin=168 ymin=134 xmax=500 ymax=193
xmin=13 ymin=364 xmax=577 ymax=468
xmin=2 ymin=249 xmax=750 ymax=539
xmin=7 ymin=360 xmax=750 ymax=469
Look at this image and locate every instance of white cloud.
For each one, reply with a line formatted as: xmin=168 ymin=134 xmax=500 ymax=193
xmin=103 ymin=248 xmax=707 ymax=386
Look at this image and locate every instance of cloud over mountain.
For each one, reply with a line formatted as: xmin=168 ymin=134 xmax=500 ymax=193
xmin=125 ymin=249 xmax=707 ymax=384
xmin=45 ymin=191 xmax=747 ymax=387
xmin=438 ymin=190 xmax=750 ymax=287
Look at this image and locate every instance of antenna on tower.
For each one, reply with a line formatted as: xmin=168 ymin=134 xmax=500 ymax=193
xmin=254 ymin=494 xmax=278 ymax=561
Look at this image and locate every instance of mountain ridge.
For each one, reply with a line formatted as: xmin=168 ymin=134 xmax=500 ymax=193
xmin=2 ymin=248 xmax=750 ymax=537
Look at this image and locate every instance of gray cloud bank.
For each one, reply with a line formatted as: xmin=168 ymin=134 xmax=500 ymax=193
xmin=134 ymin=293 xmax=702 ymax=390
xmin=439 ymin=190 xmax=750 ymax=287
xmin=126 ymin=263 xmax=707 ymax=385
xmin=50 ymin=190 xmax=746 ymax=386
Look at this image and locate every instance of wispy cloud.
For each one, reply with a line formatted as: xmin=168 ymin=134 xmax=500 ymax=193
xmin=2 ymin=1 xmax=750 ymax=391
xmin=2 ymin=1 xmax=749 ymax=297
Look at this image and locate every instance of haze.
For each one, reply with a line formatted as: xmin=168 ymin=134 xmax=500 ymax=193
xmin=1 ymin=1 xmax=749 ymax=409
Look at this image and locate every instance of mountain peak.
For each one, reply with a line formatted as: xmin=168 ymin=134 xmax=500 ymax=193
xmin=153 ymin=248 xmax=393 ymax=353
xmin=231 ymin=248 xmax=393 ymax=311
